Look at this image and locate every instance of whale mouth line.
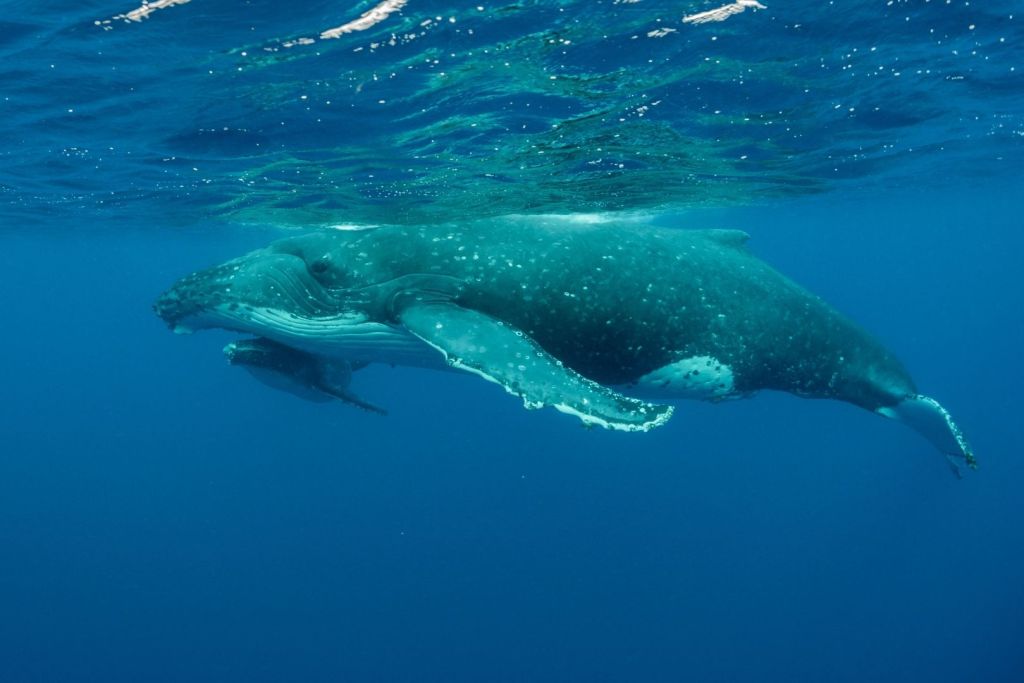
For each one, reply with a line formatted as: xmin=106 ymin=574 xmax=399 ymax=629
xmin=183 ymin=304 xmax=369 ymax=339
xmin=242 ymin=306 xmax=371 ymax=336
xmin=153 ymin=250 xmax=338 ymax=331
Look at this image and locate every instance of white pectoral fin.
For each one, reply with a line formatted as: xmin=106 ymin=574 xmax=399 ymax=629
xmin=878 ymin=394 xmax=977 ymax=475
xmin=398 ymin=303 xmax=674 ymax=432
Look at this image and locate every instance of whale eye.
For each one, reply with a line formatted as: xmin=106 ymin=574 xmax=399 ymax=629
xmin=309 ymin=255 xmax=331 ymax=275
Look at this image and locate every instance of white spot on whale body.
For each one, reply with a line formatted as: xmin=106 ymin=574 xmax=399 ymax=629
xmin=628 ymin=356 xmax=736 ymax=400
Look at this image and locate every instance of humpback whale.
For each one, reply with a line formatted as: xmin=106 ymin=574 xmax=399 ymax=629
xmin=154 ymin=219 xmax=975 ymax=473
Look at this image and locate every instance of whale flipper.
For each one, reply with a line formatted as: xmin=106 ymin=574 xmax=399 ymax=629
xmin=315 ymin=381 xmax=388 ymax=415
xmin=398 ymin=303 xmax=673 ymax=432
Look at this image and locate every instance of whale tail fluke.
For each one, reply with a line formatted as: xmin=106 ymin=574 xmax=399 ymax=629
xmin=877 ymin=394 xmax=976 ymax=477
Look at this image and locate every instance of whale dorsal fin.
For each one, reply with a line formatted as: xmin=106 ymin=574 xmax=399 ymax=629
xmin=398 ymin=303 xmax=674 ymax=432
xmin=701 ymin=229 xmax=750 ymax=248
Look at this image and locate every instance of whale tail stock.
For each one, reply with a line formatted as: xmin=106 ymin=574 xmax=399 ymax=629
xmin=877 ymin=394 xmax=977 ymax=478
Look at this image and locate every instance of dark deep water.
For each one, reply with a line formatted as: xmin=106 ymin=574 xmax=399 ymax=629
xmin=2 ymin=2 xmax=1023 ymax=682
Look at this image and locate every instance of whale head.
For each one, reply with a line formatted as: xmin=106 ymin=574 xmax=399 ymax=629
xmin=154 ymin=232 xmax=375 ymax=344
xmin=153 ymin=230 xmax=456 ymax=366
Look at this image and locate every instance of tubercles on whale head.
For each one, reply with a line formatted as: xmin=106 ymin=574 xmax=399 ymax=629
xmin=153 ymin=234 xmax=359 ymax=332
xmin=153 ymin=232 xmax=417 ymax=363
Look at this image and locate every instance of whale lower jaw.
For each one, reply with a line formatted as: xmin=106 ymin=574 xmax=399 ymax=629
xmin=197 ymin=305 xmax=444 ymax=368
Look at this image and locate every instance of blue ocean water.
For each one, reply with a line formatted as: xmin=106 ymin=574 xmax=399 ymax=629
xmin=1 ymin=2 xmax=1022 ymax=682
